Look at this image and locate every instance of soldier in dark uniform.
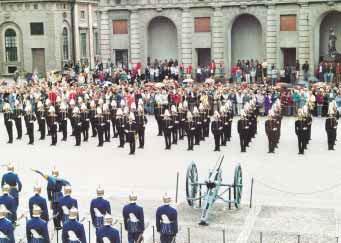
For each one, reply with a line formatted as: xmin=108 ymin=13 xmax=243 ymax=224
xmin=95 ymin=106 xmax=105 ymax=147
xmin=220 ymin=105 xmax=228 ymax=146
xmin=225 ymin=102 xmax=233 ymax=142
xmin=265 ymin=111 xmax=277 ymax=153
xmin=200 ymin=104 xmax=210 ymax=139
xmin=162 ymin=110 xmax=173 ymax=150
xmin=89 ymin=100 xmax=98 ymax=137
xmin=3 ymin=103 xmax=13 ymax=144
xmin=0 ymin=204 xmax=15 ymax=242
xmin=68 ymin=99 xmax=76 ymax=137
xmin=295 ymin=109 xmax=307 ymax=155
xmin=28 ymin=185 xmax=49 ymax=222
xmin=122 ymin=193 xmax=145 ymax=243
xmin=59 ymin=185 xmax=78 ymax=225
xmin=58 ymin=102 xmax=68 ymax=142
xmin=178 ymin=104 xmax=186 ymax=140
xmin=72 ymin=106 xmax=82 ymax=146
xmin=136 ymin=105 xmax=147 ymax=149
xmin=44 ymin=99 xmax=51 ymax=137
xmin=116 ymin=108 xmax=125 ymax=148
xmin=0 ymin=184 xmax=16 ymax=224
xmin=26 ymin=205 xmax=50 ymax=243
xmin=154 ymin=100 xmax=164 ymax=136
xmin=90 ymin=186 xmax=111 ymax=232
xmin=156 ymin=194 xmax=178 ymax=243
xmin=1 ymin=164 xmax=22 ymax=213
xmin=185 ymin=111 xmax=195 ymax=151
xmin=24 ymin=103 xmax=36 ymax=145
xmin=303 ymin=106 xmax=312 ymax=148
xmin=13 ymin=100 xmax=22 ymax=140
xmin=170 ymin=105 xmax=179 ymax=145
xmin=193 ymin=107 xmax=201 ymax=145
xmin=103 ymin=103 xmax=111 ymax=142
xmin=80 ymin=103 xmax=89 ymax=142
xmin=96 ymin=214 xmax=120 ymax=243
xmin=110 ymin=100 xmax=118 ymax=138
xmin=211 ymin=111 xmax=223 ymax=152
xmin=47 ymin=106 xmax=58 ymax=146
xmin=62 ymin=208 xmax=86 ymax=243
xmin=237 ymin=110 xmax=249 ymax=153
xmin=125 ymin=112 xmax=137 ymax=155
xmin=326 ymin=104 xmax=338 ymax=150
xmin=36 ymin=101 xmax=46 ymax=140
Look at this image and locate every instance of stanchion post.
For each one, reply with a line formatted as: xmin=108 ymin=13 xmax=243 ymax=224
xmin=88 ymin=221 xmax=91 ymax=243
xmin=199 ymin=185 xmax=202 ymax=208
xmin=228 ymin=187 xmax=231 ymax=210
xmin=152 ymin=225 xmax=155 ymax=243
xmin=120 ymin=223 xmax=123 ymax=243
xmin=187 ymin=227 xmax=191 ymax=243
xmin=175 ymin=172 xmax=179 ymax=203
xmin=250 ymin=177 xmax=254 ymax=208
xmin=297 ymin=234 xmax=300 ymax=243
xmin=223 ymin=229 xmax=226 ymax=243
xmin=337 ymin=236 xmax=339 ymax=243
xmin=260 ymin=232 xmax=262 ymax=243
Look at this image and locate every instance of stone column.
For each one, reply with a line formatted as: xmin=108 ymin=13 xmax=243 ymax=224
xmin=265 ymin=4 xmax=277 ymax=71
xmin=74 ymin=3 xmax=80 ymax=62
xmin=180 ymin=8 xmax=193 ymax=70
xmin=99 ymin=10 xmax=111 ymax=66
xmin=298 ymin=3 xmax=310 ymax=77
xmin=211 ymin=7 xmax=224 ymax=76
xmin=88 ymin=4 xmax=94 ymax=69
xmin=130 ymin=10 xmax=141 ymax=65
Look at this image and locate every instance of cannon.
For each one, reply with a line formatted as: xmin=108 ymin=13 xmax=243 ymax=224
xmin=185 ymin=155 xmax=243 ymax=225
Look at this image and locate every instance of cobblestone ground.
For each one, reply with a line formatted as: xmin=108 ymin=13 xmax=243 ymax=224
xmin=0 ymin=112 xmax=340 ymax=242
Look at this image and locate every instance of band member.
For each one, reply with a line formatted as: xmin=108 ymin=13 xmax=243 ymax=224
xmin=178 ymin=104 xmax=186 ymax=140
xmin=103 ymin=103 xmax=111 ymax=142
xmin=116 ymin=108 xmax=125 ymax=148
xmin=154 ymin=100 xmax=164 ymax=136
xmin=80 ymin=103 xmax=89 ymax=142
xmin=89 ymin=100 xmax=97 ymax=137
xmin=59 ymin=185 xmax=78 ymax=224
xmin=170 ymin=105 xmax=179 ymax=145
xmin=122 ymin=193 xmax=145 ymax=243
xmin=326 ymin=103 xmax=338 ymax=150
xmin=32 ymin=168 xmax=70 ymax=230
xmin=26 ymin=205 xmax=50 ymax=243
xmin=225 ymin=102 xmax=233 ymax=142
xmin=110 ymin=100 xmax=118 ymax=138
xmin=96 ymin=107 xmax=105 ymax=147
xmin=220 ymin=105 xmax=228 ymax=146
xmin=36 ymin=101 xmax=46 ymax=140
xmin=58 ymin=102 xmax=68 ymax=141
xmin=47 ymin=106 xmax=58 ymax=146
xmin=3 ymin=103 xmax=13 ymax=144
xmin=193 ymin=107 xmax=201 ymax=145
xmin=96 ymin=214 xmax=120 ymax=243
xmin=24 ymin=103 xmax=36 ymax=145
xmin=211 ymin=111 xmax=223 ymax=152
xmin=265 ymin=111 xmax=277 ymax=153
xmin=13 ymin=100 xmax=23 ymax=140
xmin=162 ymin=110 xmax=174 ymax=150
xmin=295 ymin=109 xmax=307 ymax=155
xmin=90 ymin=186 xmax=111 ymax=231
xmin=135 ymin=105 xmax=147 ymax=149
xmin=200 ymin=103 xmax=210 ymax=139
xmin=237 ymin=110 xmax=249 ymax=153
xmin=72 ymin=106 xmax=82 ymax=146
xmin=62 ymin=207 xmax=86 ymax=243
xmin=0 ymin=204 xmax=15 ymax=243
xmin=1 ymin=164 xmax=22 ymax=213
xmin=156 ymin=194 xmax=178 ymax=243
xmin=0 ymin=184 xmax=16 ymax=224
xmin=69 ymin=99 xmax=76 ymax=136
xmin=185 ymin=111 xmax=195 ymax=151
xmin=125 ymin=112 xmax=137 ymax=155
xmin=29 ymin=185 xmax=49 ymax=221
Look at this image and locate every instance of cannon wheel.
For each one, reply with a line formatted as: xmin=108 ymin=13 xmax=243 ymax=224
xmin=233 ymin=164 xmax=243 ymax=208
xmin=186 ymin=162 xmax=199 ymax=207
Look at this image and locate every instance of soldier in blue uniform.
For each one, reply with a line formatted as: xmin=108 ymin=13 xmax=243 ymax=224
xmin=29 ymin=185 xmax=49 ymax=222
xmin=1 ymin=164 xmax=22 ymax=213
xmin=32 ymin=168 xmax=70 ymax=230
xmin=90 ymin=186 xmax=111 ymax=232
xmin=122 ymin=193 xmax=144 ymax=243
xmin=96 ymin=214 xmax=120 ymax=243
xmin=0 ymin=185 xmax=16 ymax=224
xmin=59 ymin=186 xmax=78 ymax=225
xmin=0 ymin=205 xmax=15 ymax=243
xmin=62 ymin=207 xmax=87 ymax=243
xmin=156 ymin=194 xmax=178 ymax=243
xmin=26 ymin=205 xmax=50 ymax=243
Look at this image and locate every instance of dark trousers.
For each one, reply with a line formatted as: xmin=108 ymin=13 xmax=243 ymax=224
xmin=82 ymin=122 xmax=89 ymax=141
xmin=267 ymin=135 xmax=275 ymax=152
xmin=60 ymin=120 xmax=67 ymax=140
xmin=297 ymin=136 xmax=304 ymax=154
xmin=172 ymin=128 xmax=178 ymax=144
xmin=105 ymin=122 xmax=110 ymax=142
xmin=327 ymin=131 xmax=336 ymax=149
xmin=164 ymin=132 xmax=172 ymax=149
xmin=118 ymin=130 xmax=125 ymax=147
xmin=187 ymin=133 xmax=194 ymax=150
xmin=203 ymin=124 xmax=209 ymax=137
xmin=128 ymin=135 xmax=136 ymax=154
xmin=227 ymin=124 xmax=232 ymax=140
xmin=50 ymin=124 xmax=57 ymax=145
xmin=239 ymin=134 xmax=247 ymax=152
xmin=52 ymin=202 xmax=61 ymax=229
xmin=14 ymin=118 xmax=22 ymax=139
xmin=160 ymin=234 xmax=175 ymax=243
xmin=75 ymin=125 xmax=81 ymax=145
xmin=128 ymin=232 xmax=142 ymax=243
xmin=179 ymin=126 xmax=184 ymax=139
xmin=5 ymin=121 xmax=13 ymax=143
xmin=38 ymin=119 xmax=46 ymax=139
xmin=91 ymin=120 xmax=97 ymax=137
xmin=97 ymin=126 xmax=104 ymax=146
xmin=138 ymin=128 xmax=145 ymax=148
xmin=194 ymin=130 xmax=200 ymax=145
xmin=214 ymin=134 xmax=220 ymax=151
xmin=27 ymin=122 xmax=34 ymax=144
xmin=157 ymin=118 xmax=163 ymax=135
xmin=111 ymin=119 xmax=117 ymax=137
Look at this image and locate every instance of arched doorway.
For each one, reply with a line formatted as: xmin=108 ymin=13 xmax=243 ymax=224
xmin=147 ymin=16 xmax=178 ymax=63
xmin=231 ymin=14 xmax=263 ymax=65
xmin=319 ymin=11 xmax=341 ymax=60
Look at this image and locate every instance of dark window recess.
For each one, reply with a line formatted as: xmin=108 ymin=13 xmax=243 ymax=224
xmin=30 ymin=23 xmax=44 ymax=35
xmin=8 ymin=66 xmax=17 ymax=73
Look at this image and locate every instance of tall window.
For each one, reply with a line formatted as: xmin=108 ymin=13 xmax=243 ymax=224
xmin=80 ymin=33 xmax=87 ymax=57
xmin=5 ymin=29 xmax=17 ymax=62
xmin=62 ymin=28 xmax=69 ymax=60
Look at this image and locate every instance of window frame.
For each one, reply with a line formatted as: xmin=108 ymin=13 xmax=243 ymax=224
xmin=30 ymin=22 xmax=44 ymax=35
xmin=4 ymin=28 xmax=18 ymax=62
